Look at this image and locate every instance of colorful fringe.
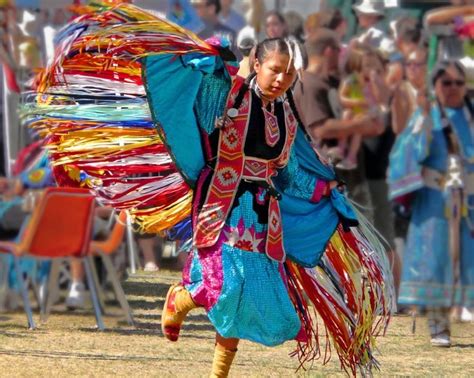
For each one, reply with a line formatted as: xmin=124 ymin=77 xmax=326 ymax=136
xmin=22 ymin=1 xmax=220 ymax=233
xmin=285 ymin=226 xmax=393 ymax=376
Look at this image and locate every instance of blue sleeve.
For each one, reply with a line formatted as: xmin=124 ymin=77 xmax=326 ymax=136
xmin=194 ymin=68 xmax=231 ymax=135
xmin=387 ymin=108 xmax=433 ymax=199
xmin=275 ymin=147 xmax=326 ymax=202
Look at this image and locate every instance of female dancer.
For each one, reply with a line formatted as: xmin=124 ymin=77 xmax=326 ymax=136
xmin=157 ymin=38 xmax=391 ymax=377
xmin=27 ymin=2 xmax=392 ymax=376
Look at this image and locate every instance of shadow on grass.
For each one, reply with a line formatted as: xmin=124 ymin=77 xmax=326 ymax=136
xmin=123 ymin=280 xmax=170 ymax=298
xmin=452 ymin=343 xmax=474 ymax=348
xmin=0 ymin=330 xmax=31 ymax=338
xmin=44 ymin=308 xmax=124 ymax=320
xmin=0 ymin=347 xmax=212 ymax=364
xmin=127 ymin=299 xmax=162 ymax=311
xmin=133 ymin=313 xmax=160 ymax=320
xmin=0 ymin=322 xmax=34 ymax=331
xmin=76 ymin=323 xmax=213 ymax=339
xmin=78 ymin=325 xmax=161 ymax=336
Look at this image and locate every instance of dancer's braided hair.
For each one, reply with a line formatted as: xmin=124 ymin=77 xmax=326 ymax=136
xmin=230 ymin=37 xmax=305 ymax=133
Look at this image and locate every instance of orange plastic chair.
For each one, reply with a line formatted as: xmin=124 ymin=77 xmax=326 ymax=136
xmin=89 ymin=211 xmax=134 ymax=326
xmin=0 ymin=187 xmax=104 ymax=329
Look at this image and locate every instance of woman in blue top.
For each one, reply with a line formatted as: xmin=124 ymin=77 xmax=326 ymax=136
xmin=389 ymin=59 xmax=474 ymax=347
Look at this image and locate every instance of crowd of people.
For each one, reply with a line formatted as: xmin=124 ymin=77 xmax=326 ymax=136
xmin=0 ymin=0 xmax=473 ymax=376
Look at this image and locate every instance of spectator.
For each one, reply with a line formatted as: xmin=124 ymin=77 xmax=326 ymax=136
xmin=352 ymin=0 xmax=394 ymax=57
xmin=393 ymin=17 xmax=422 ymax=59
xmin=319 ymin=8 xmax=347 ymax=42
xmin=138 ymin=234 xmax=160 ymax=272
xmin=390 ymin=42 xmax=429 ymax=305
xmin=65 ymin=206 xmax=115 ymax=309
xmin=265 ymin=10 xmax=288 ymax=39
xmin=386 ymin=17 xmax=422 ymax=91
xmin=218 ymin=0 xmax=245 ymax=34
xmin=425 ymin=0 xmax=474 ymax=27
xmin=236 ymin=26 xmax=256 ymax=78
xmin=294 ymin=29 xmax=400 ymax=296
xmin=190 ymin=0 xmax=239 ymax=58
xmin=304 ymin=12 xmax=321 ymax=39
xmin=389 ymin=60 xmax=474 ymax=345
xmin=337 ymin=44 xmax=389 ymax=170
xmin=294 ymin=30 xmax=377 ymax=213
xmin=294 ymin=29 xmax=382 ymax=147
xmin=0 ymin=141 xmax=53 ymax=240
xmin=350 ymin=0 xmax=401 ymax=297
xmin=391 ymin=41 xmax=428 ymax=135
xmin=240 ymin=0 xmax=266 ymax=36
xmin=284 ymin=10 xmax=304 ymax=43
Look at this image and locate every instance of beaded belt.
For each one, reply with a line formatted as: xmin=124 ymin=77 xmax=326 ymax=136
xmin=242 ymin=158 xmax=275 ymax=181
xmin=422 ymin=166 xmax=474 ymax=194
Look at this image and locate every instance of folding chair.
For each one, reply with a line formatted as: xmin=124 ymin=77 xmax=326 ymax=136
xmin=0 ymin=187 xmax=104 ymax=330
xmin=90 ymin=211 xmax=134 ymax=326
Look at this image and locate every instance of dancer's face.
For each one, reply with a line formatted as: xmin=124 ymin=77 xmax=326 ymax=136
xmin=254 ymin=50 xmax=296 ymax=101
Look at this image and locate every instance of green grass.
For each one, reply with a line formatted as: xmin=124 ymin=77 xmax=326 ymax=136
xmin=0 ymin=270 xmax=473 ymax=377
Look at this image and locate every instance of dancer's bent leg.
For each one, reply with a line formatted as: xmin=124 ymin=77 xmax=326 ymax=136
xmin=161 ymin=284 xmax=197 ymax=341
xmin=210 ymin=334 xmax=239 ymax=378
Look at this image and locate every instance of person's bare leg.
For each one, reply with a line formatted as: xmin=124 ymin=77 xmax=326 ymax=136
xmin=71 ymin=259 xmax=84 ymax=282
xmin=138 ymin=237 xmax=159 ymax=272
xmin=66 ymin=259 xmax=86 ymax=309
xmin=211 ymin=334 xmax=239 ymax=378
xmin=346 ymin=133 xmax=362 ymax=167
xmin=390 ymin=249 xmax=401 ymax=300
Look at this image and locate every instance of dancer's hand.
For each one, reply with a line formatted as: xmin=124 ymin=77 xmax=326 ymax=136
xmin=327 ymin=180 xmax=345 ymax=195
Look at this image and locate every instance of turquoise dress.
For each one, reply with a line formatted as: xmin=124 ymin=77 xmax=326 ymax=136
xmin=183 ymin=88 xmax=319 ymax=346
xmin=389 ymin=105 xmax=474 ymax=308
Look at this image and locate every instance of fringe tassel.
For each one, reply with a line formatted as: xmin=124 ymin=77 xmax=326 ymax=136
xmin=23 ymin=1 xmax=219 ymax=233
xmin=285 ymin=225 xmax=394 ymax=376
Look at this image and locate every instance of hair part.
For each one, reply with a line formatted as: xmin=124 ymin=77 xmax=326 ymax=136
xmin=255 ymin=38 xmax=290 ymax=63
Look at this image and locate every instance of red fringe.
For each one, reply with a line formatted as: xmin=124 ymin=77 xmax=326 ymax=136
xmin=285 ymin=226 xmax=392 ymax=376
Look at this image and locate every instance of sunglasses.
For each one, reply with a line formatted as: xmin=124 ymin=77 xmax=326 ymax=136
xmin=441 ymin=79 xmax=465 ymax=87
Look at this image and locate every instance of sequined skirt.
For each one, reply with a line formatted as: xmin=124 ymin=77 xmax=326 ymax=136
xmin=182 ymin=190 xmax=300 ymax=346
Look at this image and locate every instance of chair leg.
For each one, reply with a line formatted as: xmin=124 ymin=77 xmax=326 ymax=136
xmin=41 ymin=259 xmax=60 ymax=324
xmin=126 ymin=213 xmax=139 ymax=274
xmin=0 ymin=256 xmax=8 ymax=311
xmin=83 ymin=257 xmax=105 ymax=330
xmin=13 ymin=256 xmax=36 ymax=330
xmin=30 ymin=276 xmax=41 ymax=311
xmin=87 ymin=256 xmax=106 ymax=314
xmin=100 ymin=252 xmax=135 ymax=327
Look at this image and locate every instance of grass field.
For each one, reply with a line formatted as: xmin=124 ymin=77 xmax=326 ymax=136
xmin=1 ymin=270 xmax=473 ymax=377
